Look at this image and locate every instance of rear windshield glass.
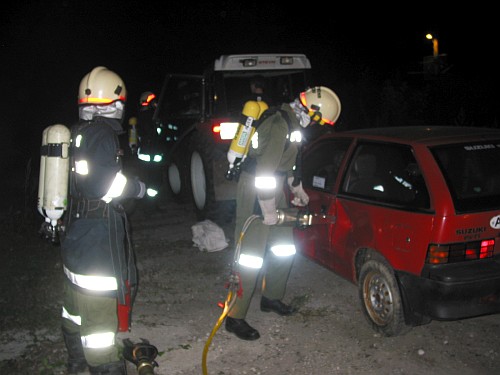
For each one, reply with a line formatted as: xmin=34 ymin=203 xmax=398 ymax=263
xmin=432 ymin=141 xmax=500 ymax=212
xmin=220 ymin=71 xmax=308 ymax=115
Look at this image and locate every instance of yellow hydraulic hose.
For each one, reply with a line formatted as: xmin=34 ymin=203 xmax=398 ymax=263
xmin=201 ymin=215 xmax=260 ymax=375
xmin=201 ymin=288 xmax=237 ymax=375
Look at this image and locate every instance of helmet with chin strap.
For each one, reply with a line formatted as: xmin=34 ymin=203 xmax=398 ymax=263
xmin=139 ymin=91 xmax=157 ymax=109
xmin=78 ymin=67 xmax=127 ymax=121
xmin=299 ymin=86 xmax=341 ymax=126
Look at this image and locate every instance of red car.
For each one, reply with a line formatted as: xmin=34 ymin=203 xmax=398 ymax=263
xmin=294 ymin=126 xmax=500 ymax=336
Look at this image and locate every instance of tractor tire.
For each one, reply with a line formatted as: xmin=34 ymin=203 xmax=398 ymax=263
xmin=189 ymin=131 xmax=235 ymax=226
xmin=166 ymin=140 xmax=192 ymax=204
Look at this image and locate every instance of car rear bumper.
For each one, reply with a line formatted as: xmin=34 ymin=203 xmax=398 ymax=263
xmin=397 ymin=260 xmax=500 ymax=322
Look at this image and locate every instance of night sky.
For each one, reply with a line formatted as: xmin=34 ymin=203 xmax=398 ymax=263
xmin=1 ymin=1 xmax=498 ymax=205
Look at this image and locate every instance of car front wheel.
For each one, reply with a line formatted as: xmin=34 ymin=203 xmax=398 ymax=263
xmin=358 ymin=259 xmax=410 ymax=337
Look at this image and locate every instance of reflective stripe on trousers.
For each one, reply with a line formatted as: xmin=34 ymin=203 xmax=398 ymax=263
xmin=64 ymin=265 xmax=118 ymax=291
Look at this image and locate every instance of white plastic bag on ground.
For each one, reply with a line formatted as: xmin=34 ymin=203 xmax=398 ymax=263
xmin=191 ymin=219 xmax=228 ymax=252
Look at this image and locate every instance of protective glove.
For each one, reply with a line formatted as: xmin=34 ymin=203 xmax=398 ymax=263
xmin=258 ymin=197 xmax=278 ymax=225
xmin=288 ymin=177 xmax=309 ymax=206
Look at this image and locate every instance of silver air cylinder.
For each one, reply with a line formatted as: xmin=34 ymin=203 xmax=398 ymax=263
xmin=38 ymin=124 xmax=71 ymax=227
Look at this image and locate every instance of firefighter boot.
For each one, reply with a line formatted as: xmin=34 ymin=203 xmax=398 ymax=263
xmin=225 ymin=317 xmax=260 ymax=340
xmin=89 ymin=360 xmax=128 ymax=375
xmin=62 ymin=328 xmax=88 ymax=374
xmin=260 ymin=296 xmax=297 ymax=316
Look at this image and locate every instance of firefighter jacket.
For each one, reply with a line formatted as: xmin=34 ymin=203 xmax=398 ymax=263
xmin=61 ymin=117 xmax=144 ymax=305
xmin=248 ymin=103 xmax=302 ymax=201
xmin=137 ymin=107 xmax=163 ymax=156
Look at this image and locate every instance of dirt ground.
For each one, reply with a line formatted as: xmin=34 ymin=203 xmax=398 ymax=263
xmin=1 ymin=198 xmax=499 ymax=375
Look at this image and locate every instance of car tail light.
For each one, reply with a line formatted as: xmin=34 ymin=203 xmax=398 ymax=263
xmin=212 ymin=123 xmax=221 ymax=134
xmin=215 ymin=121 xmax=239 ymax=140
xmin=426 ymin=239 xmax=495 ymax=264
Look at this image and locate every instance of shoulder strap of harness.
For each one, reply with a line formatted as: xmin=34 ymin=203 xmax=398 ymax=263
xmin=259 ymin=106 xmax=302 ymax=186
xmin=240 ymin=107 xmax=294 ymax=177
xmin=255 ymin=106 xmax=291 ymax=133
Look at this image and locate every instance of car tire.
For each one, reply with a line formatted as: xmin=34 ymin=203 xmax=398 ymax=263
xmin=358 ymin=259 xmax=410 ymax=337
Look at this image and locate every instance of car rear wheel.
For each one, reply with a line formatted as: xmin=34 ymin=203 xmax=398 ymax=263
xmin=358 ymin=259 xmax=409 ymax=337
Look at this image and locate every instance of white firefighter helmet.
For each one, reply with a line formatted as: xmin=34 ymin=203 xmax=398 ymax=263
xmin=78 ymin=66 xmax=127 ymax=120
xmin=140 ymin=91 xmax=157 ymax=109
xmin=299 ymin=86 xmax=341 ymax=126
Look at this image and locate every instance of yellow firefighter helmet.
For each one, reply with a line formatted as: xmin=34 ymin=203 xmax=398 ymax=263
xmin=300 ymin=86 xmax=341 ymax=126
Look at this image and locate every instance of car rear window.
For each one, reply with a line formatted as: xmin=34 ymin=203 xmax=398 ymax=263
xmin=432 ymin=141 xmax=500 ymax=213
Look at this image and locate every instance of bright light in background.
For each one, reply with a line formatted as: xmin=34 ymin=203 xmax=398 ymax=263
xmin=426 ymin=33 xmax=439 ymax=57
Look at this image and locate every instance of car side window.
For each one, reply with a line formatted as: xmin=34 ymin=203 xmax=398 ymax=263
xmin=302 ymin=138 xmax=351 ymax=192
xmin=341 ymin=142 xmax=430 ymax=210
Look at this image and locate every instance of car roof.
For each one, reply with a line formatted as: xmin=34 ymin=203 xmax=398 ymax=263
xmin=331 ymin=126 xmax=500 ymax=146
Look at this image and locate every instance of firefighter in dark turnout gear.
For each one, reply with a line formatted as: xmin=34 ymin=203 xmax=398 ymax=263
xmin=133 ymin=91 xmax=164 ymax=203
xmin=137 ymin=91 xmax=159 ymax=152
xmin=61 ymin=66 xmax=146 ymax=374
xmin=225 ymin=86 xmax=341 ymax=341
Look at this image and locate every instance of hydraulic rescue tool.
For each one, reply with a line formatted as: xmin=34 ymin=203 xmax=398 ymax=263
xmin=275 ymin=207 xmax=335 ymax=228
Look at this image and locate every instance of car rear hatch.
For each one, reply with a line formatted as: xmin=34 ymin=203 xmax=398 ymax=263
xmin=401 ymin=139 xmax=500 ymax=319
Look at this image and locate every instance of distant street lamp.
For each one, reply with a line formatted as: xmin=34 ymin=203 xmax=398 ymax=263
xmin=425 ymin=33 xmax=438 ymax=57
xmin=423 ymin=33 xmax=449 ymax=77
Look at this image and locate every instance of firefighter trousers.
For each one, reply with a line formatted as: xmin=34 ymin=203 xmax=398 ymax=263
xmin=61 ymin=278 xmax=121 ymax=367
xmin=229 ymin=171 xmax=296 ymax=320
